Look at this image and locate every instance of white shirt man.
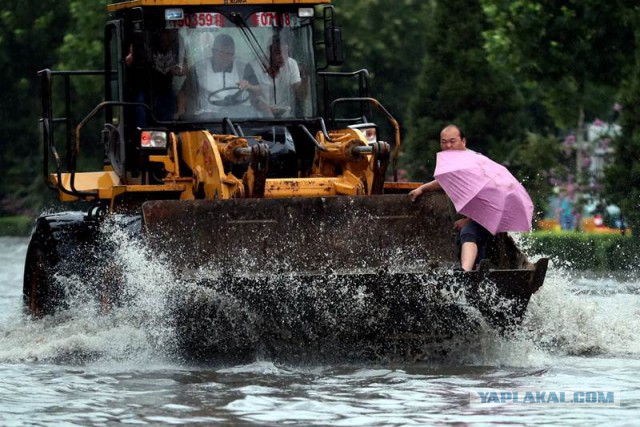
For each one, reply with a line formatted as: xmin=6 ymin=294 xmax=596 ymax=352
xmin=178 ymin=33 xmax=253 ymax=119
xmin=245 ymin=40 xmax=303 ymax=118
xmin=191 ymin=59 xmax=247 ymax=115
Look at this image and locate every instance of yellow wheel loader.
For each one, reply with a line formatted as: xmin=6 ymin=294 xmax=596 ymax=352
xmin=24 ymin=0 xmax=547 ymax=360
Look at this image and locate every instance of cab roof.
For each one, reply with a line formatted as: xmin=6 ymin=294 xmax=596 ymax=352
xmin=108 ymin=0 xmax=330 ymax=12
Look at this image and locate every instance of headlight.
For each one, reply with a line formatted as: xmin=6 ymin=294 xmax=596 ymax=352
xmin=140 ymin=130 xmax=168 ymax=149
xmin=165 ymin=8 xmax=184 ymax=21
xmin=362 ymin=127 xmax=377 ymax=144
xmin=298 ymin=8 xmax=314 ymax=18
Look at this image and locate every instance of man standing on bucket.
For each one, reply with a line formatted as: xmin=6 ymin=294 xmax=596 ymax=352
xmin=409 ymin=124 xmax=492 ymax=271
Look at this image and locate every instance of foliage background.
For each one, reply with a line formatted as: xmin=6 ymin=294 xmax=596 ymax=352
xmin=0 ymin=0 xmax=638 ymax=234
xmin=522 ymin=232 xmax=640 ymax=271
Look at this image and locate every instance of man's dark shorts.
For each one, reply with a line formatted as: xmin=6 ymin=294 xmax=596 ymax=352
xmin=456 ymin=220 xmax=492 ymax=266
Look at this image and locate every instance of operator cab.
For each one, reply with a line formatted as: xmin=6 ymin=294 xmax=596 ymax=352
xmin=120 ymin=7 xmax=316 ymax=126
xmin=106 ymin=5 xmax=330 ymax=179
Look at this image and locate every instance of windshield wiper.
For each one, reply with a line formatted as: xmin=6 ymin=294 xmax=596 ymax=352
xmin=228 ymin=12 xmax=270 ymax=74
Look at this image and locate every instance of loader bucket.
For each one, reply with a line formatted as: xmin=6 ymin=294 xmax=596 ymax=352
xmin=141 ymin=193 xmax=459 ymax=276
xmin=140 ymin=193 xmax=544 ymax=360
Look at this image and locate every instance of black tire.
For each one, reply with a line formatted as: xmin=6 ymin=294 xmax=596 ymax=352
xmin=22 ymin=212 xmax=99 ymax=317
xmin=23 ymin=232 xmax=60 ymax=316
xmin=22 ymin=217 xmax=63 ymax=317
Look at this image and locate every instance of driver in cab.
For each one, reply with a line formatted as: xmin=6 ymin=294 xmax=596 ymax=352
xmin=244 ymin=36 xmax=306 ymax=118
xmin=176 ymin=33 xmax=259 ymax=119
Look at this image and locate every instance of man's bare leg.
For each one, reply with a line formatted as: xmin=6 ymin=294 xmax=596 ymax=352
xmin=461 ymin=242 xmax=478 ymax=271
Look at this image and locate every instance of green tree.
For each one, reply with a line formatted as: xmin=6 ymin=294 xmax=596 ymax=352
xmin=0 ymin=0 xmax=70 ymax=215
xmin=54 ymin=0 xmax=110 ymax=171
xmin=402 ymin=0 xmax=525 ymax=180
xmin=57 ymin=0 xmax=109 ymax=71
xmin=0 ymin=0 xmax=110 ymax=217
xmin=605 ymin=7 xmax=640 ymax=235
xmin=483 ymin=0 xmax=635 ymax=189
xmin=503 ymin=132 xmax=563 ymax=220
xmin=332 ymin=0 xmax=435 ymax=126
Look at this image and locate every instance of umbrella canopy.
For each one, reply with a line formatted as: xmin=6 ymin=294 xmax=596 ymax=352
xmin=434 ymin=150 xmax=533 ymax=234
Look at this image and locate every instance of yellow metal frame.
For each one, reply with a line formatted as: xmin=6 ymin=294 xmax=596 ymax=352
xmin=51 ymin=172 xmax=188 ymax=210
xmin=108 ymin=0 xmax=330 ymax=12
xmin=51 ymin=125 xmax=382 ymax=208
xmin=264 ymin=173 xmax=364 ymax=198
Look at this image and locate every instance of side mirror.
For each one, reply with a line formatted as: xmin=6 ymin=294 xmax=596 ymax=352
xmin=325 ymin=27 xmax=344 ymax=66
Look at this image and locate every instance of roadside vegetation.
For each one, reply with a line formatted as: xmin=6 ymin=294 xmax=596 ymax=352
xmin=524 ymin=231 xmax=639 ymax=271
xmin=0 ymin=216 xmax=32 ymax=236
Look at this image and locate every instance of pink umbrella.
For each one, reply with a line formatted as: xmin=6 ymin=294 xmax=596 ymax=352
xmin=434 ymin=150 xmax=533 ymax=234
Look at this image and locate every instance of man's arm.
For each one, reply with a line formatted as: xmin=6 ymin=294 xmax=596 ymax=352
xmin=237 ymin=62 xmax=262 ymax=94
xmin=242 ymin=63 xmax=272 ymax=114
xmin=408 ymin=179 xmax=442 ymax=202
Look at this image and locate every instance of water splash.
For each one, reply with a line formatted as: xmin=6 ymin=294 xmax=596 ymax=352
xmin=0 ymin=220 xmax=180 ymax=364
xmin=3 ymin=229 xmax=640 ymax=367
xmin=521 ymin=262 xmax=640 ymax=357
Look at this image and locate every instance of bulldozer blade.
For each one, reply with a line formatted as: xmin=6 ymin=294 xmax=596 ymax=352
xmin=141 ymin=193 xmax=459 ymax=276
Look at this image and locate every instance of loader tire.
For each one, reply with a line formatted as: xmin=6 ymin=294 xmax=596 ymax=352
xmin=23 ymin=233 xmax=61 ymax=317
xmin=23 ymin=212 xmax=100 ymax=317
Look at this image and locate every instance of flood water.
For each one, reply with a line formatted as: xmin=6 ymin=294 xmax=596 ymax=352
xmin=2 ymin=235 xmax=640 ymax=425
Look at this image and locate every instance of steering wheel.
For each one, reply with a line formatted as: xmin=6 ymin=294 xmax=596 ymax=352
xmin=208 ymin=87 xmax=251 ymax=107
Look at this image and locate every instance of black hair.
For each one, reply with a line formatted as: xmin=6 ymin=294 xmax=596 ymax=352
xmin=213 ymin=33 xmax=235 ymax=52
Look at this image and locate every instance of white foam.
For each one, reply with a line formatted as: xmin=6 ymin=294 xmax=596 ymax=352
xmin=4 ymin=228 xmax=640 ymax=367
